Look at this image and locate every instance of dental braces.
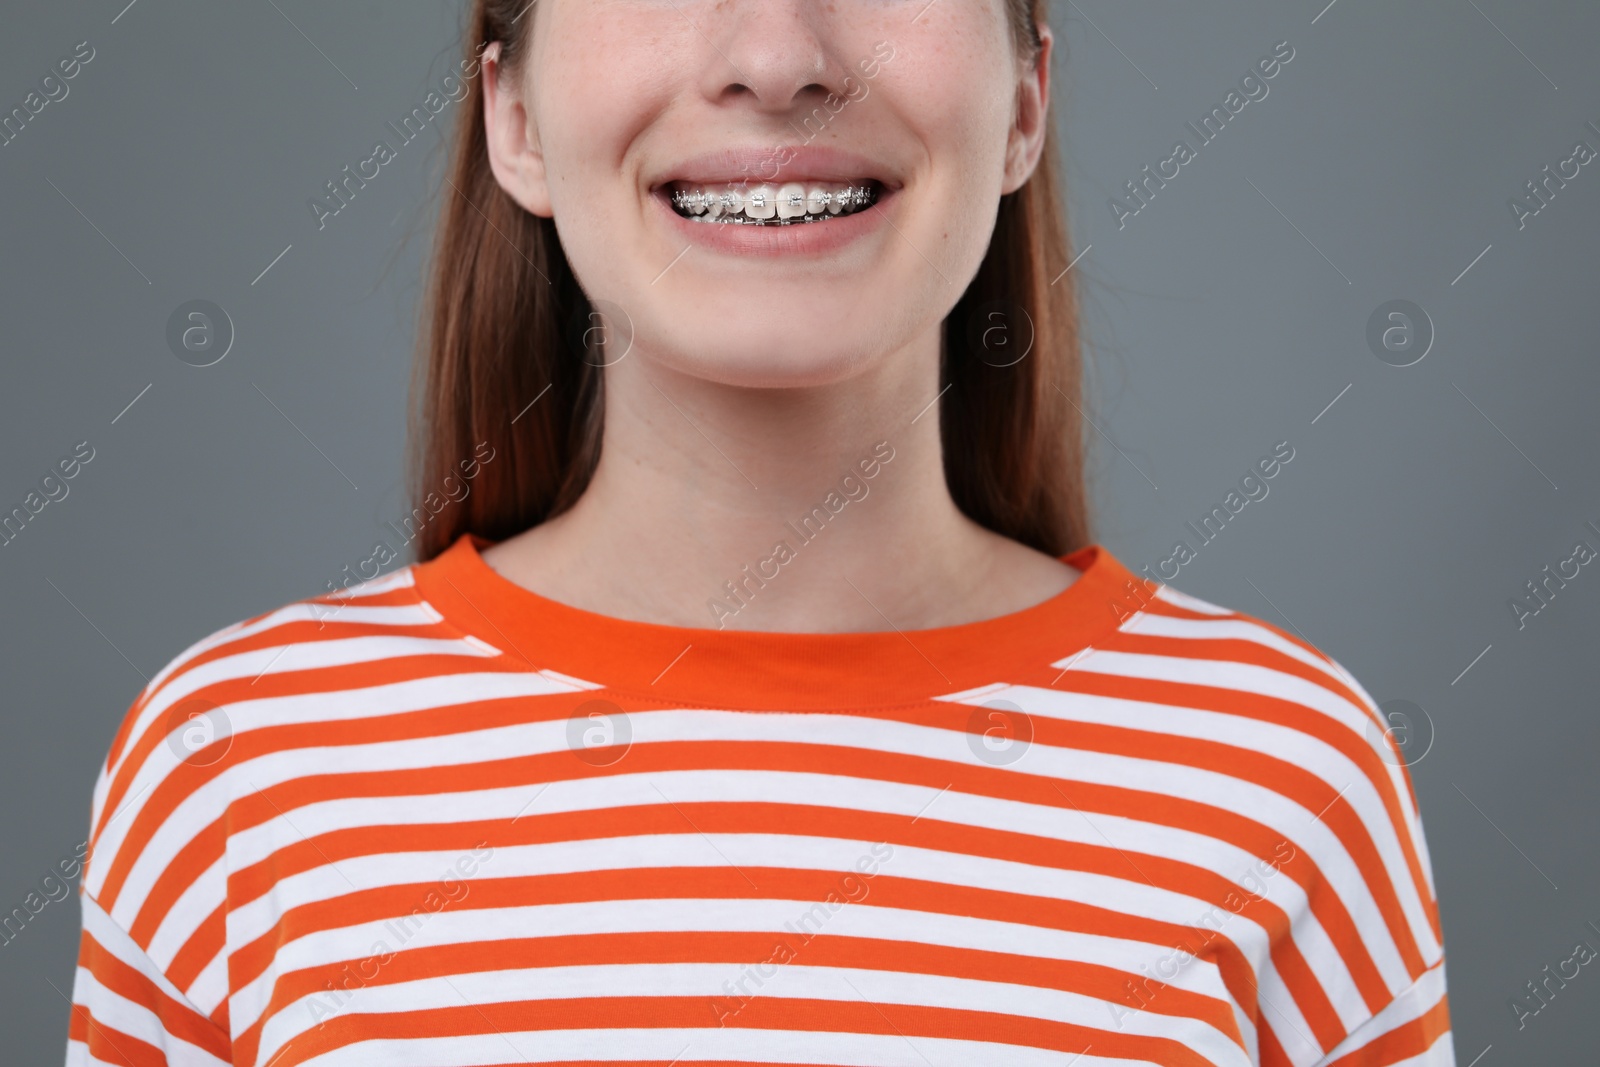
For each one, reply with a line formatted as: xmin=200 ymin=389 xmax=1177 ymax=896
xmin=692 ymin=214 xmax=836 ymax=225
xmin=670 ymin=185 xmax=875 ymax=218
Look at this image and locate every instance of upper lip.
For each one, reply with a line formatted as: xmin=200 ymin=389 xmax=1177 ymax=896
xmin=648 ymin=146 xmax=899 ymax=191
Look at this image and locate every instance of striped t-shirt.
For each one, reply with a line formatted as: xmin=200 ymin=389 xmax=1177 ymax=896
xmin=67 ymin=533 xmax=1452 ymax=1066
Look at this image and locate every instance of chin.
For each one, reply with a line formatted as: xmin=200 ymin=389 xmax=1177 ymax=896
xmin=636 ymin=272 xmax=937 ymax=390
xmin=652 ymin=334 xmax=883 ymax=391
xmin=650 ymin=322 xmax=883 ymax=390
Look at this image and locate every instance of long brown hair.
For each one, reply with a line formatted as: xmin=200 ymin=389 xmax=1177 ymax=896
xmin=409 ymin=0 xmax=1090 ymax=562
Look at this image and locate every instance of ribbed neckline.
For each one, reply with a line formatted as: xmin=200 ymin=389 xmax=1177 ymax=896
xmin=412 ymin=533 xmax=1138 ymax=710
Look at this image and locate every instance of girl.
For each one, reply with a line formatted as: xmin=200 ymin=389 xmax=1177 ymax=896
xmin=65 ymin=1 xmax=1451 ymax=1063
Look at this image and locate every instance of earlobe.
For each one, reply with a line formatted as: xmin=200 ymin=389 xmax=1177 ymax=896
xmin=1001 ymin=25 xmax=1052 ymax=195
xmin=481 ymin=44 xmax=554 ymax=217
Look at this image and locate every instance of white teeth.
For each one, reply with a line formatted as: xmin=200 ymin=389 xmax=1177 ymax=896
xmin=743 ymin=185 xmax=777 ymax=220
xmin=669 ymin=180 xmax=876 ymax=223
xmin=776 ymin=182 xmax=807 ymax=219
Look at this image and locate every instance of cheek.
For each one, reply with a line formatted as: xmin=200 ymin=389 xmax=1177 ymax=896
xmin=535 ymin=28 xmax=677 ymax=287
xmin=533 ymin=4 xmax=676 ymax=193
xmin=894 ymin=5 xmax=1020 ymax=154
xmin=881 ymin=25 xmax=1019 ymax=238
xmin=922 ymin=26 xmax=1017 ymax=110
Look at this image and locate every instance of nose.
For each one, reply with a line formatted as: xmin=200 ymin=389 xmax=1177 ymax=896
xmin=696 ymin=0 xmax=848 ymax=116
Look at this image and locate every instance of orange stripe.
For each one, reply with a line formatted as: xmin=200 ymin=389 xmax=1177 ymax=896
xmin=216 ymin=795 xmax=1338 ymax=1032
xmin=91 ymin=627 xmax=496 ymax=851
xmin=1325 ymin=992 xmax=1451 ymax=1066
xmin=226 ymin=864 xmax=1266 ymax=1027
xmin=119 ymin=739 xmax=1392 ymax=1052
xmin=67 ymin=544 xmax=1453 ymax=1065
xmin=77 ymin=929 xmax=230 ymax=1058
xmin=165 ymin=899 xmax=225 ymax=993
xmin=212 ymin=737 xmax=1385 ymax=1004
xmin=95 ymin=654 xmax=529 ymax=908
xmin=233 ymin=930 xmax=1247 ymax=1066
xmin=106 ymin=659 xmax=1425 ymax=995
xmin=128 ymin=819 xmax=223 ymax=946
xmin=1257 ymin=1016 xmax=1296 ymax=1067
xmin=1092 ymin=630 xmax=1439 ymax=957
xmin=69 ymin=1007 xmax=168 ymax=1067
xmin=266 ymin=995 xmax=1218 ymax=1067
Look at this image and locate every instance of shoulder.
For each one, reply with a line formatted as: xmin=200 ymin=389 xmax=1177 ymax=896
xmin=80 ymin=563 xmax=503 ymax=908
xmin=1091 ymin=567 xmax=1392 ymax=740
xmin=1082 ymin=572 xmax=1426 ymax=846
xmin=69 ymin=563 xmax=498 ymax=1018
xmin=1076 ymin=569 xmax=1448 ymax=1020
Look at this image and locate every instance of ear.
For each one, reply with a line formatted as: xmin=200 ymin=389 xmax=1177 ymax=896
xmin=1001 ymin=24 xmax=1052 ymax=195
xmin=482 ymin=41 xmax=554 ymax=217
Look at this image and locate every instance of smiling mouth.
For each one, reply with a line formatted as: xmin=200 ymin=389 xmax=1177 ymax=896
xmin=667 ymin=180 xmax=883 ymax=225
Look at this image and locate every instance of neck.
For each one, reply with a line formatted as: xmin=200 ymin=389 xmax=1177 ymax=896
xmin=481 ymin=328 xmax=1061 ymax=632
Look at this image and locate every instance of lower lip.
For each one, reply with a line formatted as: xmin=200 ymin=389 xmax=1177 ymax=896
xmin=652 ymin=188 xmax=896 ymax=258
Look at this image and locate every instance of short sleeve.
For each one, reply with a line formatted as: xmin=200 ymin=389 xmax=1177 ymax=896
xmin=65 ymin=633 xmax=243 ymax=1066
xmin=1311 ymin=959 xmax=1454 ymax=1065
xmin=1305 ymin=658 xmax=1454 ymax=1066
xmin=65 ymin=893 xmax=231 ymax=1066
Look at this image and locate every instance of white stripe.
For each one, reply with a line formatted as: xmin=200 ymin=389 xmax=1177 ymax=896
xmin=990 ymin=678 xmax=1395 ymax=836
xmin=184 ymin=939 xmax=231 ymax=1018
xmin=94 ymin=665 xmax=551 ymax=905
xmin=69 ymin=968 xmax=228 ymax=1067
xmin=258 ymin=962 xmax=1251 ymax=1067
xmin=536 ymin=667 xmax=605 ymax=690
xmin=1373 ymin=1034 xmax=1456 ymax=1067
xmin=230 ymin=895 xmax=1241 ymax=1039
xmin=1154 ymin=585 xmax=1236 ymax=616
xmin=935 ymin=680 xmax=1013 ymax=704
xmin=69 ymin=903 xmax=230 ymax=1067
xmin=145 ymin=853 xmax=225 ymax=972
xmin=324 ymin=566 xmax=418 ymax=601
xmin=1135 ymin=634 xmax=1424 ymax=867
xmin=66 ymin=1047 xmax=177 ymax=1067
xmin=221 ymin=764 xmax=1298 ymax=885
xmin=223 ymin=833 xmax=1290 ymax=986
xmin=96 ymin=594 xmax=435 ymax=816
xmin=1066 ymin=649 xmax=1374 ymax=734
xmin=1315 ymin=960 xmax=1451 ymax=1064
xmin=1322 ymin=655 xmax=1431 ymax=893
xmin=80 ymin=894 xmax=197 ymax=1008
xmin=296 ymin=1025 xmax=1170 ymax=1067
xmin=98 ymin=631 xmax=495 ymax=844
xmin=1062 ymin=650 xmax=1438 ymax=966
xmin=142 ymin=618 xmax=254 ymax=697
xmin=69 ymin=968 xmax=229 ymax=1067
xmin=1120 ymin=612 xmax=1338 ymax=682
xmin=141 ymin=707 xmax=1400 ymax=992
xmin=139 ymin=579 xmax=419 ymax=705
xmin=293 ymin=602 xmax=444 ymax=628
xmin=210 ymin=762 xmax=1332 ymax=1036
xmin=979 ymin=680 xmax=1414 ymax=1007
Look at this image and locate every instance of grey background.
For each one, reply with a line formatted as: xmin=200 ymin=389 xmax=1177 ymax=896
xmin=2 ymin=0 xmax=1596 ymax=1063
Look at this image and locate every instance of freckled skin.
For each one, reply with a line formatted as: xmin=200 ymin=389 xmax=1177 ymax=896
xmin=499 ymin=0 xmax=1040 ymax=390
